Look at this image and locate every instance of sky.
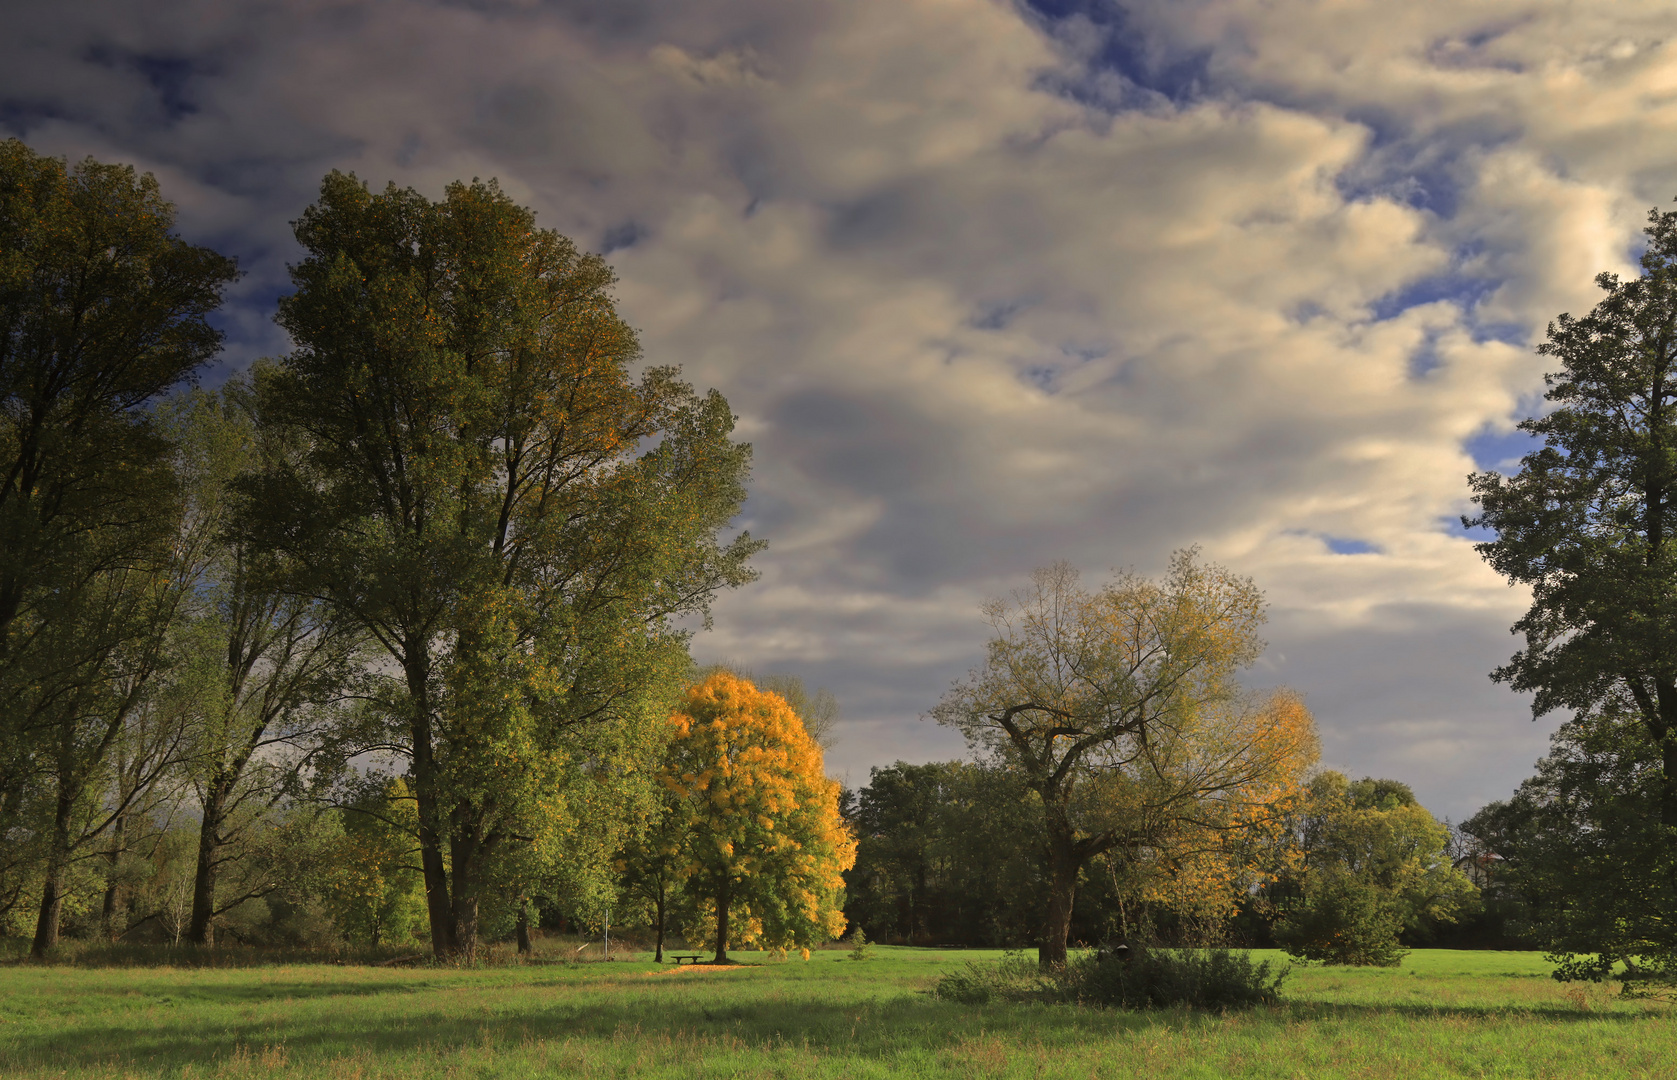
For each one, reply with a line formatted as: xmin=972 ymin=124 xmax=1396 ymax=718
xmin=5 ymin=0 xmax=1676 ymax=821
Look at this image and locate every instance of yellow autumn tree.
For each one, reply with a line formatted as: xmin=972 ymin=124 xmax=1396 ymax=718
xmin=662 ymin=672 xmax=856 ymax=962
xmin=932 ymin=554 xmax=1320 ymax=965
xmin=1095 ymin=689 xmax=1321 ymax=931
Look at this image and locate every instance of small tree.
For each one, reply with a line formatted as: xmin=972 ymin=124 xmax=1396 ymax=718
xmin=316 ymin=778 xmax=426 ymax=948
xmin=661 ymin=672 xmax=856 ymax=962
xmin=1272 ymin=774 xmax=1476 ymax=966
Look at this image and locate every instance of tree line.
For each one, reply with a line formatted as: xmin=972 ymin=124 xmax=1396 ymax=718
xmin=0 ymin=139 xmax=770 ymax=959
xmin=842 ymin=557 xmax=1476 ymax=965
xmin=29 ymin=135 xmax=1656 ymax=976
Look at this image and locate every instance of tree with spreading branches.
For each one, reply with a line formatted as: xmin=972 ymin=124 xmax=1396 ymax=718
xmin=932 ymin=554 xmax=1319 ymax=966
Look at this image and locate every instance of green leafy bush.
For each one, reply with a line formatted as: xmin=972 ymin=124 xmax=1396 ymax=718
xmin=933 ymin=953 xmax=1047 ymax=1004
xmin=1057 ymin=947 xmax=1287 ymax=1009
xmin=1272 ymin=872 xmax=1408 ymax=967
xmin=935 ymin=947 xmax=1286 ymax=1010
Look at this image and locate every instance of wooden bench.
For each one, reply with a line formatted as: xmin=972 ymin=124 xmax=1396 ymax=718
xmin=670 ymin=954 xmax=704 ymax=965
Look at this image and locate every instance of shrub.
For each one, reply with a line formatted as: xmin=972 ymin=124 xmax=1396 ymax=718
xmin=934 ymin=946 xmax=1285 ymax=1010
xmin=1273 ymin=873 xmax=1408 ymax=967
xmin=933 ymin=953 xmax=1048 ymax=1004
xmin=1056 ymin=946 xmax=1287 ymax=1009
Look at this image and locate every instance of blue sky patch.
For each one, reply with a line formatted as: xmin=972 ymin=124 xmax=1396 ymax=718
xmin=1464 ymin=424 xmax=1543 ymax=473
xmin=1323 ymin=535 xmax=1381 ymax=555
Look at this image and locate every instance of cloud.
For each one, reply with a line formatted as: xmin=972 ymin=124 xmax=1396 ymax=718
xmin=4 ymin=0 xmax=1673 ymax=819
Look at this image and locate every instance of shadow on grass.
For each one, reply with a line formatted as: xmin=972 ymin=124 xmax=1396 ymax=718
xmin=1 ymin=978 xmax=1652 ymax=1074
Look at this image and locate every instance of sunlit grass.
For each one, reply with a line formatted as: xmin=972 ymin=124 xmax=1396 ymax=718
xmin=2 ymin=947 xmax=1672 ymax=1078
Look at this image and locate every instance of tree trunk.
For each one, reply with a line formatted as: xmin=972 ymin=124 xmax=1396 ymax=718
xmin=516 ymin=898 xmax=532 ymax=956
xmin=449 ymin=814 xmax=482 ymax=961
xmin=653 ymin=879 xmax=666 ymax=964
xmin=1038 ymin=842 xmax=1080 ymax=968
xmin=1664 ymin=729 xmax=1677 ymax=832
xmin=405 ymin=652 xmax=457 ymax=959
xmin=31 ymin=777 xmax=76 ymax=958
xmin=101 ymin=813 xmax=125 ymax=942
xmin=1650 ymin=679 xmax=1677 ymax=829
xmin=188 ymin=777 xmax=230 ymax=946
xmin=452 ymin=882 xmax=480 ymax=961
xmin=713 ymin=876 xmax=732 ymax=963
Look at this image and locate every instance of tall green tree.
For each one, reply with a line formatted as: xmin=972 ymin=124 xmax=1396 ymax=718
xmin=0 ymin=139 xmax=238 ymax=955
xmin=243 ymin=172 xmax=760 ymax=958
xmin=158 ymin=384 xmax=362 ymax=946
xmin=1467 ymin=205 xmax=1677 ymax=828
xmin=1465 ymin=703 xmax=1677 ymax=983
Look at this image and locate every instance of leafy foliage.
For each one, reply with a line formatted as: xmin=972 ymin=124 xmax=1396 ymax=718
xmin=660 ymin=671 xmax=856 ymax=961
xmin=844 ymin=760 xmax=1045 ymax=946
xmin=1467 ymin=205 xmax=1677 ymax=828
xmin=315 ymin=779 xmax=426 ymax=948
xmin=932 ymin=554 xmax=1320 ymax=964
xmin=935 ymin=947 xmax=1286 ymax=1010
xmin=1055 ymin=946 xmax=1287 ymax=1009
xmin=1271 ymin=773 xmax=1477 ymax=966
xmin=1464 ymin=705 xmax=1677 ymax=988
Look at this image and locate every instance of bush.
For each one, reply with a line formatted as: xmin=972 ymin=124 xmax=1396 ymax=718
xmin=1273 ymin=874 xmax=1408 ymax=967
xmin=934 ymin=946 xmax=1286 ymax=1010
xmin=1057 ymin=946 xmax=1286 ymax=1009
xmin=933 ymin=953 xmax=1049 ymax=1004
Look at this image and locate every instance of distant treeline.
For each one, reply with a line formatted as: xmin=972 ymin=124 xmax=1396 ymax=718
xmin=840 ymin=760 xmax=1510 ymax=958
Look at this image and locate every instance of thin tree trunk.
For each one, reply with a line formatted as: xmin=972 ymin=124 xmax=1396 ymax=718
xmin=1650 ymin=680 xmax=1677 ymax=829
xmin=187 ymin=778 xmax=229 ymax=946
xmin=516 ymin=898 xmax=532 ymax=955
xmin=102 ymin=812 xmax=125 ymax=941
xmin=713 ymin=876 xmax=732 ymax=963
xmin=654 ymin=879 xmax=666 ymax=964
xmin=406 ymin=652 xmax=457 ymax=959
xmin=31 ymin=777 xmax=76 ymax=958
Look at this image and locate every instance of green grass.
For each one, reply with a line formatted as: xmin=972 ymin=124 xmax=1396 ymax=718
xmin=1 ymin=947 xmax=1672 ymax=1078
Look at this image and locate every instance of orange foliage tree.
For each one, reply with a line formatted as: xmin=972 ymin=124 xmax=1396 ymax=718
xmin=932 ymin=553 xmax=1320 ymax=965
xmin=661 ymin=672 xmax=856 ymax=962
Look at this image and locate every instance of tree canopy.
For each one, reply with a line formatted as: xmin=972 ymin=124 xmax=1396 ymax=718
xmin=0 ymin=139 xmax=239 ymax=956
xmin=1467 ymin=205 xmax=1677 ymax=827
xmin=659 ymin=671 xmax=855 ymax=962
xmin=242 ymin=172 xmax=761 ymax=957
xmin=932 ymin=554 xmax=1320 ymax=965
xmin=1271 ymin=772 xmax=1476 ymax=966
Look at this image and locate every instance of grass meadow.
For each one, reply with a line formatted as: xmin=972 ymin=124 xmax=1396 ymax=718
xmin=1 ymin=946 xmax=1672 ymax=1079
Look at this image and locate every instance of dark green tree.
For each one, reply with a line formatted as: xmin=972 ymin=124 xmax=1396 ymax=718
xmin=1465 ymin=703 xmax=1677 ymax=984
xmin=844 ymin=761 xmax=1064 ymax=948
xmin=243 ymin=172 xmax=759 ymax=958
xmin=157 ymin=384 xmax=362 ymax=946
xmin=0 ymin=140 xmax=238 ymax=955
xmin=1467 ymin=205 xmax=1677 ymax=828
xmin=1270 ymin=773 xmax=1475 ymax=967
